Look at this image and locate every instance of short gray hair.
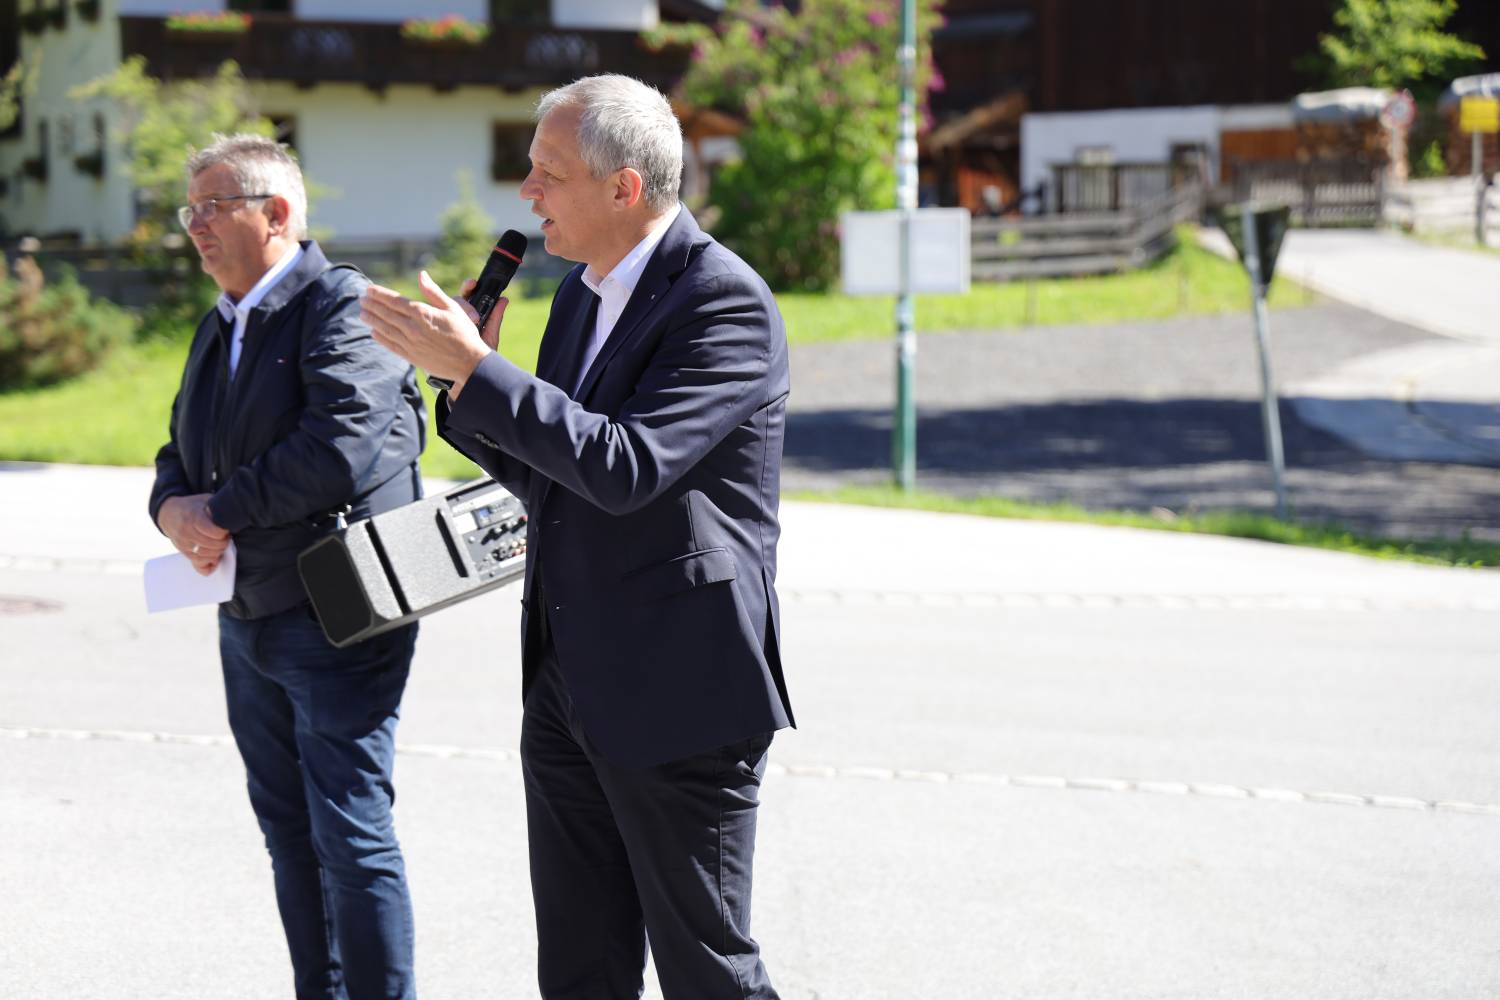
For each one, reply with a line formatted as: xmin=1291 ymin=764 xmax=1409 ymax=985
xmin=186 ymin=133 xmax=308 ymax=239
xmin=536 ymin=75 xmax=683 ymax=213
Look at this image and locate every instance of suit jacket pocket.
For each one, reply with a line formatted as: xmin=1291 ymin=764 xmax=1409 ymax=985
xmin=621 ymin=547 xmax=737 ymax=603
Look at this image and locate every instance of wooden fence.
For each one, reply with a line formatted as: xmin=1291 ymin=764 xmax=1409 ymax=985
xmin=971 ymin=182 xmax=1203 ymax=282
xmin=1384 ymin=177 xmax=1500 ymax=245
xmin=12 ymin=182 xmax=1219 ymax=301
xmin=3 ymin=235 xmax=570 ymax=308
xmin=1228 ymin=161 xmax=1384 ymax=227
xmin=1049 ymin=162 xmax=1178 ymax=215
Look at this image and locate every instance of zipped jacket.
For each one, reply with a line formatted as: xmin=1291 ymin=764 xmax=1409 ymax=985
xmin=149 ymin=241 xmax=425 ymax=619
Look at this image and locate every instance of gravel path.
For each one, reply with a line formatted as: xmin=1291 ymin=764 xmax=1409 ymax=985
xmin=784 ymin=304 xmax=1500 ymax=541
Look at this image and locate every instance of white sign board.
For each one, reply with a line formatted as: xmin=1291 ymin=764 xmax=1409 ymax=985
xmin=841 ymin=208 xmax=971 ymax=295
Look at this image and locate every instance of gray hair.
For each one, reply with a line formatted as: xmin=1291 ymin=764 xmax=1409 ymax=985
xmin=536 ymin=75 xmax=683 ymax=214
xmin=186 ymin=133 xmax=308 ymax=239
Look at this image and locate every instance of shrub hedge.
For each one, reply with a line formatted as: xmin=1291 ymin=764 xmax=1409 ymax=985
xmin=0 ymin=255 xmax=137 ymax=390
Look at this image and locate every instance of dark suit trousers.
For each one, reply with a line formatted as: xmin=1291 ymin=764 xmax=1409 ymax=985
xmin=521 ymin=633 xmax=779 ymax=999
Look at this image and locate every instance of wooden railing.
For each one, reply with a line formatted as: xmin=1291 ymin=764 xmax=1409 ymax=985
xmin=1049 ymin=163 xmax=1180 ymax=215
xmin=119 ymin=16 xmax=689 ymax=90
xmin=970 ymin=182 xmax=1203 ymax=282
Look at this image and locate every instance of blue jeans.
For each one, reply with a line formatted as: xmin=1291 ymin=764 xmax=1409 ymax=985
xmin=219 ymin=606 xmax=418 ymax=1000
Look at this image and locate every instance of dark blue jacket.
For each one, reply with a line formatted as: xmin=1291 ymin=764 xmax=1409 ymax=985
xmin=150 ymin=241 xmax=426 ymax=620
xmin=438 ymin=209 xmax=794 ymax=766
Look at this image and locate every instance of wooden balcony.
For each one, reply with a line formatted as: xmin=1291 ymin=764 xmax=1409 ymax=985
xmin=118 ymin=16 xmax=691 ymax=92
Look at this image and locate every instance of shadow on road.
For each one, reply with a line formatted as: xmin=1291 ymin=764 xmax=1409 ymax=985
xmin=784 ymin=398 xmax=1500 ymax=540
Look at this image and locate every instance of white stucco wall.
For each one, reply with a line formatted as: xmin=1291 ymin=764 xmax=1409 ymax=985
xmin=1020 ymin=106 xmax=1221 ymax=198
xmin=0 ymin=8 xmax=135 ymax=242
xmin=253 ymin=82 xmax=545 ymax=241
xmin=1019 ymin=104 xmax=1294 ymax=207
xmin=552 ymin=0 xmax=658 ymax=31
xmin=1220 ymin=105 xmax=1296 ymax=131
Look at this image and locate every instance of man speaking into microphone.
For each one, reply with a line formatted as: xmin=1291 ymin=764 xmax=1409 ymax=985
xmin=362 ymin=75 xmax=793 ymax=998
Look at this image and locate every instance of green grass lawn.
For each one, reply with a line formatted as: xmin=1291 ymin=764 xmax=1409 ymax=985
xmin=1 ymin=229 xmax=1309 ymax=487
xmin=775 ymin=233 xmax=1305 ymax=341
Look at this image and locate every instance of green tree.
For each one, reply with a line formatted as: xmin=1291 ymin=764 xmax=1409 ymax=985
xmin=0 ymin=52 xmax=40 ymax=131
xmin=428 ymin=170 xmax=499 ymax=296
xmin=70 ymin=57 xmax=277 ymax=330
xmin=1316 ymin=0 xmax=1485 ymax=99
xmin=678 ymin=0 xmax=939 ymax=291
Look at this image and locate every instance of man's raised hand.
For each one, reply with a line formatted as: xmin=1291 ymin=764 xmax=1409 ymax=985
xmin=362 ymin=272 xmax=508 ymax=396
xmin=458 ymin=277 xmax=507 ymax=351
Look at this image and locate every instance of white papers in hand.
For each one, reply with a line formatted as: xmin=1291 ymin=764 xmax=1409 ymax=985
xmin=144 ymin=542 xmax=237 ymax=613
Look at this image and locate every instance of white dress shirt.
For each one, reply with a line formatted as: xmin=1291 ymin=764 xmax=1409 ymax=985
xmin=216 ymin=241 xmax=305 ymax=379
xmin=575 ymin=205 xmax=682 ymax=392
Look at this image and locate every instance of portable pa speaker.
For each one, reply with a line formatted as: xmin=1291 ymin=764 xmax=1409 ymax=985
xmin=298 ymin=478 xmax=527 ymax=647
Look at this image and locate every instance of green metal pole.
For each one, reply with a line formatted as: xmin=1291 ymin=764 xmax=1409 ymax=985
xmin=893 ymin=0 xmax=917 ymax=490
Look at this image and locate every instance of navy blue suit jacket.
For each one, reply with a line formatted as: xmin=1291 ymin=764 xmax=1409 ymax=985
xmin=437 ymin=209 xmax=794 ymax=766
xmin=150 ymin=242 xmax=426 ymax=619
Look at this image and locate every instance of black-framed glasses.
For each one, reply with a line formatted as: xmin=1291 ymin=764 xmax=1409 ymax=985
xmin=176 ymin=194 xmax=273 ymax=230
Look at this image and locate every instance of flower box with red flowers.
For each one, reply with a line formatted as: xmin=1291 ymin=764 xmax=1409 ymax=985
xmin=164 ymin=11 xmax=251 ymax=40
xmin=400 ymin=14 xmax=491 ymax=47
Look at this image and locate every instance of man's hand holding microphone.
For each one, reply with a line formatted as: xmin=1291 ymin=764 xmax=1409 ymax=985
xmin=362 ymin=230 xmax=527 ymax=401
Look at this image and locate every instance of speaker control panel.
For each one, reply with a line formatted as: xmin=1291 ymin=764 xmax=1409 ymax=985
xmin=446 ymin=480 xmax=528 ymax=583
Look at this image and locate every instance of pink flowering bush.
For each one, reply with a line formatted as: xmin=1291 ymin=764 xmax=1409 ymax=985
xmin=678 ymin=0 xmax=940 ymax=290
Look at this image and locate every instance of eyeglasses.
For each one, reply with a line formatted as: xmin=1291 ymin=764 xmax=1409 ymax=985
xmin=176 ymin=194 xmax=273 ymax=230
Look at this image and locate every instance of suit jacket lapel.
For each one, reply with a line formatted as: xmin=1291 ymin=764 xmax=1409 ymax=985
xmin=536 ymin=273 xmax=597 ymax=393
xmin=528 ymin=273 xmax=597 ymax=518
xmin=573 ymin=208 xmax=707 ymax=405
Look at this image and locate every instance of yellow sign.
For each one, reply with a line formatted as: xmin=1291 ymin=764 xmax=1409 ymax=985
xmin=1460 ymin=96 xmax=1500 ymax=134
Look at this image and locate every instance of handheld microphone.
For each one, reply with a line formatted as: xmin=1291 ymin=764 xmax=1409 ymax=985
xmin=427 ymin=229 xmax=529 ymax=392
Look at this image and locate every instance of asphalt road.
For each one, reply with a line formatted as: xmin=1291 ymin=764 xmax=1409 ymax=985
xmin=785 ymin=303 xmax=1500 ymax=540
xmin=3 ymin=466 xmax=1499 ymax=999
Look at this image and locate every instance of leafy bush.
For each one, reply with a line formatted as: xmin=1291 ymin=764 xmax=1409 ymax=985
xmin=1411 ymin=139 xmax=1449 ymax=179
xmin=0 ymin=256 xmax=137 ymax=390
xmin=678 ymin=0 xmax=940 ymax=291
xmin=427 ymin=170 xmax=501 ymax=297
xmin=136 ymin=278 xmax=221 ymax=342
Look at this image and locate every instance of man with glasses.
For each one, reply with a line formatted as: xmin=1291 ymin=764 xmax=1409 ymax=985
xmin=149 ymin=133 xmax=427 ymax=1000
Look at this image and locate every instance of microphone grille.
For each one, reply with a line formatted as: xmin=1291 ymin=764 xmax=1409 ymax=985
xmin=497 ymin=229 xmax=529 ymax=261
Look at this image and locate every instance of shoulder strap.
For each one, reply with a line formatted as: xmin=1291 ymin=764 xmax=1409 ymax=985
xmin=302 ymin=260 xmax=366 ymax=531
